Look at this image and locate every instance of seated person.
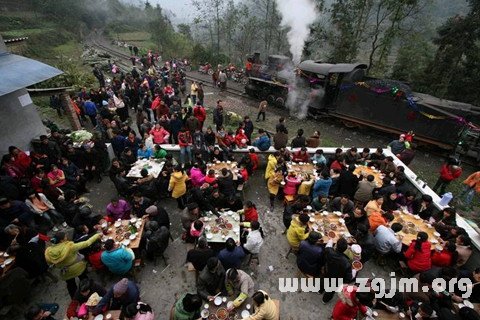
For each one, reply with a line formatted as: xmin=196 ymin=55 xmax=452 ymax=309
xmin=144 ymin=204 xmax=170 ymax=229
xmin=364 ymin=195 xmax=384 ymax=216
xmin=144 ymin=221 xmax=170 ymax=261
xmin=173 ymin=293 xmax=202 ymax=319
xmin=223 ymin=196 xmax=243 ymax=212
xmin=311 ymin=149 xmax=326 ymax=165
xmin=92 ymin=278 xmax=140 ymax=315
xmin=225 ymin=268 xmax=255 ymax=310
xmin=344 ymin=207 xmax=369 ymax=235
xmin=404 ymin=232 xmax=432 ymax=274
xmin=187 ymin=237 xmax=215 ymax=272
xmin=218 ymin=238 xmax=245 ymax=270
xmin=131 ymin=192 xmax=152 ymax=218
xmin=292 ymin=147 xmax=309 ymax=163
xmin=298 ymin=174 xmax=314 ymax=196
xmin=243 ymin=221 xmax=264 ymax=255
xmin=312 ymin=195 xmax=329 ymax=212
xmin=67 ymin=279 xmax=106 ymax=319
xmin=217 ymin=168 xmax=235 ymax=198
xmin=188 ymin=219 xmax=204 ymax=244
xmin=286 ymin=213 xmax=310 ymax=251
xmin=124 ymin=302 xmax=155 ymax=320
xmin=329 ymin=195 xmax=354 ymax=214
xmin=25 ymin=303 xmax=59 ymax=320
xmin=106 ymin=197 xmax=131 ymax=221
xmin=101 ymin=239 xmax=134 ymax=275
xmin=431 ymin=240 xmax=457 ymax=267
xmin=412 ymin=195 xmax=435 ymax=220
xmin=87 ymin=241 xmax=105 ymax=271
xmin=368 ymin=211 xmax=394 ymax=233
xmin=297 ymin=231 xmax=324 ymax=277
xmin=197 ymin=257 xmax=226 ymax=301
xmin=379 ymin=156 xmax=396 ymax=175
xmin=181 ymin=202 xmax=201 ymax=233
xmin=137 ymin=144 xmax=152 ymax=159
xmin=284 ymin=172 xmax=301 ymax=197
xmin=373 ymin=223 xmax=403 ymax=255
xmin=247 ymin=291 xmax=279 ymax=320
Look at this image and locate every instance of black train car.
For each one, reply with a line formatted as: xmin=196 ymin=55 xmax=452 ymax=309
xmin=299 ymin=60 xmax=480 ymax=151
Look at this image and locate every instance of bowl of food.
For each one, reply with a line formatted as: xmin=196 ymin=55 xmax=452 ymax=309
xmin=328 ymin=231 xmax=336 ymax=238
xmin=413 ymin=215 xmax=421 ymax=220
xmin=225 ymin=223 xmax=233 ymax=230
xmin=216 ymin=307 xmax=229 ymax=320
xmin=352 ymin=260 xmax=363 ymax=271
xmin=433 ymin=231 xmax=441 ymax=237
xmin=214 ymin=296 xmax=222 ymax=306
xmin=334 ymin=211 xmax=342 ymax=217
xmin=201 ymin=309 xmax=210 ymax=318
xmin=129 ymin=234 xmax=136 ymax=240
xmin=329 ymin=224 xmax=337 ymax=231
xmin=206 ymin=233 xmax=213 ymax=240
xmin=122 ymin=239 xmax=130 ymax=247
xmin=130 ymin=218 xmax=137 ymax=224
xmin=241 ymin=310 xmax=250 ymax=318
xmin=114 ymin=221 xmax=122 ymax=227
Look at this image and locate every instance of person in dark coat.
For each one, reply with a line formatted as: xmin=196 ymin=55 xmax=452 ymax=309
xmin=297 ymin=232 xmax=324 ymax=277
xmin=243 ymin=116 xmax=254 ymax=143
xmin=92 ymin=278 xmax=140 ymax=315
xmin=291 ymin=129 xmax=306 ymax=148
xmin=412 ymin=194 xmax=435 ymax=220
xmin=329 ymin=196 xmax=355 ymax=214
xmin=197 ymin=257 xmax=226 ymax=300
xmin=337 ymin=165 xmax=359 ymax=199
xmin=0 ymin=198 xmax=35 ymax=230
xmin=217 ymin=168 xmax=236 ymax=198
xmin=144 ymin=222 xmax=170 ymax=261
xmin=217 ymin=238 xmax=245 ymax=270
xmin=187 ymin=237 xmax=216 ymax=271
xmin=344 ymin=207 xmax=370 ymax=235
xmin=144 ymin=204 xmax=170 ymax=229
xmin=322 ymin=238 xmax=354 ymax=303
xmin=213 ymin=102 xmax=224 ymax=131
xmin=66 ymin=279 xmax=106 ymax=319
xmin=83 ymin=146 xmax=101 ymax=183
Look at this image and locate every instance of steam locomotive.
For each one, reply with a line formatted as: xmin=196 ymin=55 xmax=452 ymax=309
xmin=244 ymin=54 xmax=480 ymax=160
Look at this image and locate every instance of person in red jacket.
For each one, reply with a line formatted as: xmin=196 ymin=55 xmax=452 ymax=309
xmin=432 ymin=159 xmax=462 ymax=196
xmin=9 ymin=146 xmax=31 ymax=175
xmin=178 ymin=128 xmax=193 ymax=165
xmin=431 ymin=240 xmax=458 ymax=267
xmin=242 ymin=201 xmax=258 ymax=222
xmin=248 ymin=149 xmax=259 ymax=172
xmin=331 ymin=285 xmax=375 ymax=320
xmin=204 ymin=169 xmax=218 ymax=188
xmin=292 ymin=147 xmax=310 ymax=163
xmin=404 ymin=232 xmax=432 ymax=273
xmin=150 ymin=94 xmax=162 ymax=121
xmin=234 ymin=129 xmax=249 ymax=149
xmin=193 ymin=101 xmax=206 ymax=130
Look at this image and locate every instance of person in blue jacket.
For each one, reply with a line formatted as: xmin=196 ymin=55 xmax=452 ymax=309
xmin=218 ymin=238 xmax=245 ymax=270
xmin=252 ymin=129 xmax=271 ymax=151
xmin=312 ymin=172 xmax=332 ymax=199
xmin=92 ymin=278 xmax=140 ymax=315
xmin=137 ymin=144 xmax=152 ymax=159
xmin=101 ymin=239 xmax=133 ymax=275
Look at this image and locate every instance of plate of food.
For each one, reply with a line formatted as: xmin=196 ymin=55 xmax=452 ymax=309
xmin=329 ymin=224 xmax=337 ymax=230
xmin=206 ymin=233 xmax=213 ymax=240
xmin=130 ymin=218 xmax=137 ymax=224
xmin=430 ymin=239 xmax=438 ymax=244
xmin=433 ymin=231 xmax=441 ymax=237
xmin=129 ymin=234 xmax=136 ymax=240
xmin=241 ymin=310 xmax=250 ymax=318
xmin=212 ymin=227 xmax=220 ymax=234
xmin=94 ymin=315 xmax=104 ymax=320
xmin=352 ymin=260 xmax=363 ymax=271
xmin=328 ymin=231 xmax=336 ymax=238
xmin=334 ymin=211 xmax=342 ymax=217
xmin=214 ymin=296 xmax=222 ymax=306
xmin=225 ymin=223 xmax=233 ymax=230
xmin=122 ymin=239 xmax=130 ymax=246
xmin=114 ymin=221 xmax=122 ymax=227
xmin=413 ymin=215 xmax=421 ymax=220
xmin=216 ymin=308 xmax=229 ymax=320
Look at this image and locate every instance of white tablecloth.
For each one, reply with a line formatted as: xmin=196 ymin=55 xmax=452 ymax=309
xmin=127 ymin=159 xmax=164 ymax=178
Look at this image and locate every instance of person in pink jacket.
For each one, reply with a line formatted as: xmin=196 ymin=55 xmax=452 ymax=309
xmin=284 ymin=172 xmax=301 ymax=196
xmin=124 ymin=302 xmax=155 ymax=320
xmin=149 ymin=123 xmax=170 ymax=144
xmin=189 ymin=164 xmax=205 ymax=187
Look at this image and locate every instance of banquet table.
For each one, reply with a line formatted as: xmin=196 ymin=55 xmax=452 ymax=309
xmin=354 ymin=165 xmax=384 ymax=187
xmin=294 ymin=211 xmax=353 ymax=244
xmin=87 ymin=310 xmax=121 ymax=320
xmin=208 ymin=161 xmax=239 ymax=180
xmin=127 ymin=159 xmax=164 ymax=178
xmin=102 ymin=218 xmax=146 ymax=249
xmin=202 ymin=296 xmax=254 ymax=320
xmin=393 ymin=211 xmax=439 ymax=249
xmin=201 ymin=210 xmax=241 ymax=243
xmin=286 ymin=162 xmax=316 ymax=175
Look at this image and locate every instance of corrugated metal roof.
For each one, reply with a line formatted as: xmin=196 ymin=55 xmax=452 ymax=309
xmin=0 ymin=52 xmax=63 ymax=96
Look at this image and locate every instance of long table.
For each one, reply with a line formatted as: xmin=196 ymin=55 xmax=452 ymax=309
xmin=127 ymin=159 xmax=165 ymax=178
xmin=102 ymin=218 xmax=146 ymax=249
xmin=201 ymin=211 xmax=241 ymax=243
xmin=393 ymin=211 xmax=439 ymax=250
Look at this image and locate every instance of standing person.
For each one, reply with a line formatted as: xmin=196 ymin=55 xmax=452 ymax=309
xmin=190 ymin=81 xmax=198 ymax=104
xmin=178 ymin=128 xmax=193 ymax=165
xmin=218 ymin=70 xmax=227 ymax=91
xmin=44 ymin=231 xmax=101 ymax=298
xmin=83 ymin=97 xmax=98 ymax=127
xmin=197 ymin=82 xmax=204 ymax=105
xmin=213 ymin=101 xmax=224 ymax=131
xmin=193 ymin=101 xmax=206 ymax=130
xmin=169 ymin=165 xmax=189 ymax=209
xmin=460 ymin=171 xmax=480 ymax=209
xmin=243 ymin=116 xmax=254 ymax=144
xmin=432 ymin=159 xmax=462 ymax=196
xmin=256 ymin=100 xmax=267 ymax=122
xmin=92 ymin=65 xmax=105 ymax=87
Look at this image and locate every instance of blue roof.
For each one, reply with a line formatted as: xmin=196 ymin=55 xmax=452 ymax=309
xmin=0 ymin=52 xmax=63 ymax=96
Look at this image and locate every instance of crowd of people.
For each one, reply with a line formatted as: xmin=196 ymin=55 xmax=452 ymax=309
xmin=2 ymin=50 xmax=480 ymax=320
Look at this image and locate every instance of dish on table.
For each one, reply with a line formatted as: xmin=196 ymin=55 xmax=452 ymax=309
xmin=214 ymin=296 xmax=222 ymax=306
xmin=94 ymin=315 xmax=104 ymax=320
xmin=129 ymin=234 xmax=136 ymax=240
xmin=122 ymin=240 xmax=130 ymax=246
xmin=328 ymin=231 xmax=336 ymax=238
xmin=114 ymin=221 xmax=122 ymax=227
xmin=433 ymin=231 xmax=441 ymax=237
xmin=225 ymin=223 xmax=233 ymax=230
xmin=3 ymin=258 xmax=13 ymax=265
xmin=206 ymin=233 xmax=213 ymax=239
xmin=216 ymin=308 xmax=229 ymax=320
xmin=352 ymin=260 xmax=363 ymax=270
xmin=241 ymin=310 xmax=250 ymax=318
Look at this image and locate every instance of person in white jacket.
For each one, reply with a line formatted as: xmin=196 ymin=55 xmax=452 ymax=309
xmin=25 ymin=191 xmax=64 ymax=229
xmin=243 ymin=221 xmax=264 ymax=255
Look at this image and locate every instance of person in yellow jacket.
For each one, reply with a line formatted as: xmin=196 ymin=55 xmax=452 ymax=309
xmin=190 ymin=81 xmax=199 ymax=104
xmin=242 ymin=290 xmax=279 ymax=320
xmin=264 ymin=152 xmax=280 ymax=180
xmin=460 ymin=171 xmax=480 ymax=208
xmin=169 ymin=165 xmax=189 ymax=209
xmin=297 ymin=174 xmax=314 ymax=196
xmin=45 ymin=231 xmax=101 ymax=298
xmin=267 ymin=168 xmax=284 ymax=211
xmin=286 ymin=213 xmax=310 ymax=250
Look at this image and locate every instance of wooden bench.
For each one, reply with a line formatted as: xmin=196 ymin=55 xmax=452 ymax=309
xmin=273 ymin=299 xmax=280 ymax=320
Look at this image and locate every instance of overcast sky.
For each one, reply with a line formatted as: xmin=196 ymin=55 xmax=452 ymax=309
xmin=123 ymin=0 xmax=197 ymax=23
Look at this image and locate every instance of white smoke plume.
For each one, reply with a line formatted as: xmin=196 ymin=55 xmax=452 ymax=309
xmin=275 ymin=0 xmax=318 ymax=65
xmin=275 ymin=0 xmax=318 ymax=119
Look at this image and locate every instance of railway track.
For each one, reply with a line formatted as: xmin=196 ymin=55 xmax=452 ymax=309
xmin=88 ymin=37 xmax=248 ymax=99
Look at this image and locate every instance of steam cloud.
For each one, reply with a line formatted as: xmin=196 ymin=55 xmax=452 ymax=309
xmin=275 ymin=0 xmax=318 ymax=65
xmin=275 ymin=0 xmax=318 ymax=119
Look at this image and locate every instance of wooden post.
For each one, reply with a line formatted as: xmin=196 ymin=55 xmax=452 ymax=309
xmin=60 ymin=93 xmax=81 ymax=130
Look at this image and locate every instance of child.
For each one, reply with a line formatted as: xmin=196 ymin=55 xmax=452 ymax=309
xmin=248 ymin=148 xmax=259 ymax=172
xmin=205 ymin=169 xmax=218 ymax=188
xmin=189 ymin=219 xmax=204 ymax=243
